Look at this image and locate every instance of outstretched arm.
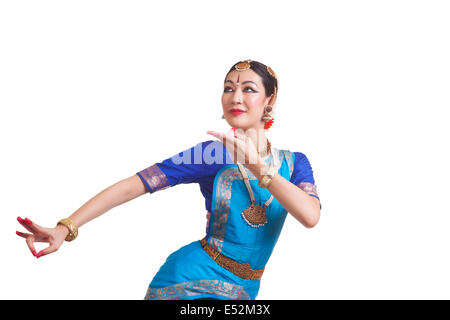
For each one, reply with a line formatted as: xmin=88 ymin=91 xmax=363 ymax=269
xmin=68 ymin=174 xmax=147 ymax=228
xmin=16 ymin=174 xmax=148 ymax=258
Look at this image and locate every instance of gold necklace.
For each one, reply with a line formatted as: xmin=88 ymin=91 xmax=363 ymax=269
xmin=257 ymin=140 xmax=271 ymax=159
xmin=236 ymin=143 xmax=279 ymax=228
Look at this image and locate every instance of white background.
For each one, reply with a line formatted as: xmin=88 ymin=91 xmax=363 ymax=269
xmin=1 ymin=0 xmax=449 ymax=299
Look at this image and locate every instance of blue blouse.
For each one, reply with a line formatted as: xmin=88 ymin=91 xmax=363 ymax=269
xmin=136 ymin=140 xmax=320 ymax=300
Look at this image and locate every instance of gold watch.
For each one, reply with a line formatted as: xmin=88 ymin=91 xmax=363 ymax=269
xmin=258 ymin=165 xmax=277 ymax=189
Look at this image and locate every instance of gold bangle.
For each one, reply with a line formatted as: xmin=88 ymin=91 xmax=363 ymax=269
xmin=258 ymin=175 xmax=272 ymax=188
xmin=258 ymin=165 xmax=276 ymax=189
xmin=57 ymin=218 xmax=78 ymax=242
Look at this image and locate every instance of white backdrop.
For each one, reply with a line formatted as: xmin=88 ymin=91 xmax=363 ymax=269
xmin=1 ymin=0 xmax=449 ymax=299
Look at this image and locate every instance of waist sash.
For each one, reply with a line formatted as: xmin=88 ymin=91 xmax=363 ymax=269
xmin=200 ymin=237 xmax=264 ymax=280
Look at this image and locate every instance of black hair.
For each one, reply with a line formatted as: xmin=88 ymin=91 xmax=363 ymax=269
xmin=224 ymin=60 xmax=278 ymax=98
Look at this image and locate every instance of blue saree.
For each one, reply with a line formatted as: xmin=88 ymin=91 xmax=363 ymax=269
xmin=136 ymin=140 xmax=321 ymax=300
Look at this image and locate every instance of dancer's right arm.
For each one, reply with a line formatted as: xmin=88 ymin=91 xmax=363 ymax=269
xmin=16 ymin=174 xmax=148 ymax=258
xmin=66 ymin=174 xmax=147 ymax=228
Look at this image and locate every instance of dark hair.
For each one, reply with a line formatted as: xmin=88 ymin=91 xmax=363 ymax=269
xmin=224 ymin=60 xmax=278 ymax=98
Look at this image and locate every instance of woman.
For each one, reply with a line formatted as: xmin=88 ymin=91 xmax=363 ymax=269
xmin=16 ymin=59 xmax=321 ymax=300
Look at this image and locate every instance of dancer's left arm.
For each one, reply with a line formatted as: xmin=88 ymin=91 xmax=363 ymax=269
xmin=207 ymin=129 xmax=320 ymax=228
xmin=247 ymin=160 xmax=320 ymax=228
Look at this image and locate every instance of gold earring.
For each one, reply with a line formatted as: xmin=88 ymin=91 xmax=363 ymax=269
xmin=262 ymin=105 xmax=274 ymax=121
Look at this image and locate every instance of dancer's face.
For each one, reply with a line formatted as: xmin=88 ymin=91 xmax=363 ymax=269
xmin=221 ymin=69 xmax=272 ymax=131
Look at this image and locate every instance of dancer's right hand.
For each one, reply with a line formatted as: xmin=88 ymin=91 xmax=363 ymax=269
xmin=16 ymin=216 xmax=69 ymax=258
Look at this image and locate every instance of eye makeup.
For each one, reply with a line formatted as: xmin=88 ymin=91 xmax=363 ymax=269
xmin=223 ymin=86 xmax=257 ymax=93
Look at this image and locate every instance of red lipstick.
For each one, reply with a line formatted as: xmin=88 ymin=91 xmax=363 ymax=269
xmin=229 ymin=108 xmax=246 ymax=116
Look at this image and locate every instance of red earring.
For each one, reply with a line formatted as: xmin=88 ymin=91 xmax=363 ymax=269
xmin=264 ymin=118 xmax=274 ymax=130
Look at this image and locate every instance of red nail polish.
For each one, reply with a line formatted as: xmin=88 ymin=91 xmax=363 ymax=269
xmin=24 ymin=218 xmax=33 ymax=225
xmin=17 ymin=217 xmax=23 ymax=223
xmin=16 ymin=231 xmax=21 ymax=236
xmin=32 ymin=249 xmax=37 ymax=257
xmin=36 ymin=251 xmax=44 ymax=258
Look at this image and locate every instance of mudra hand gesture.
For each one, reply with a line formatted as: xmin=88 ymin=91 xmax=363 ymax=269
xmin=16 ymin=216 xmax=69 ymax=258
xmin=207 ymin=128 xmax=263 ymax=167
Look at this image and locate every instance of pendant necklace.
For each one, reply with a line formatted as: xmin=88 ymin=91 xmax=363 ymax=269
xmin=236 ymin=141 xmax=280 ymax=228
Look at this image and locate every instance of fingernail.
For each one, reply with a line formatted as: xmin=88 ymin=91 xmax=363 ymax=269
xmin=36 ymin=251 xmax=44 ymax=258
xmin=24 ymin=218 xmax=33 ymax=225
xmin=32 ymin=249 xmax=37 ymax=257
xmin=17 ymin=217 xmax=23 ymax=223
xmin=16 ymin=231 xmax=21 ymax=236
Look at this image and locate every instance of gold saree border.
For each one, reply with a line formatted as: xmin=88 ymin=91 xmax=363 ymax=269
xmin=137 ymin=164 xmax=170 ymax=193
xmin=144 ymin=279 xmax=250 ymax=300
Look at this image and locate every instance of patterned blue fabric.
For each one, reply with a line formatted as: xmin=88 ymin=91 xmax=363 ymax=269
xmin=136 ymin=140 xmax=320 ymax=300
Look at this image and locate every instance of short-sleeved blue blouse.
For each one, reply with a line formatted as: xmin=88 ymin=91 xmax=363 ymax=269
xmin=136 ymin=140 xmax=320 ymax=300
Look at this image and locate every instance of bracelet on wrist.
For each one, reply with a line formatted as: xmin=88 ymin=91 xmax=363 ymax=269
xmin=258 ymin=165 xmax=276 ymax=189
xmin=57 ymin=218 xmax=78 ymax=242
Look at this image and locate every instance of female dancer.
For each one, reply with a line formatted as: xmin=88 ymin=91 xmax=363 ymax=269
xmin=16 ymin=59 xmax=321 ymax=300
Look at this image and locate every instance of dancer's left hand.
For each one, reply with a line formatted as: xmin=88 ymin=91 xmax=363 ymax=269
xmin=207 ymin=128 xmax=262 ymax=167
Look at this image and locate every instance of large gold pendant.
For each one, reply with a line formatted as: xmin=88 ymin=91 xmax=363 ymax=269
xmin=241 ymin=203 xmax=267 ymax=228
